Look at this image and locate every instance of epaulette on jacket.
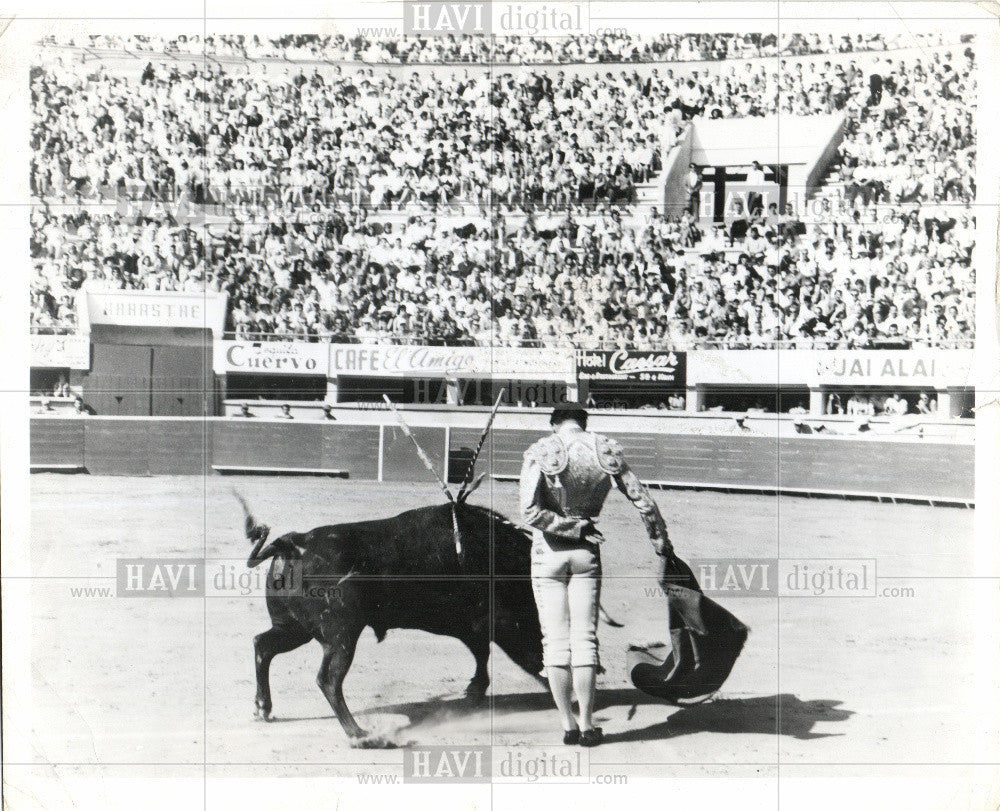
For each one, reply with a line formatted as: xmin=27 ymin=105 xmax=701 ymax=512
xmin=525 ymin=434 xmax=568 ymax=475
xmin=594 ymin=434 xmax=625 ymax=475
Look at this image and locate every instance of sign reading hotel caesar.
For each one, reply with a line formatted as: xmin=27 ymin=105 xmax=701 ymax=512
xmin=576 ymin=349 xmax=686 ymax=385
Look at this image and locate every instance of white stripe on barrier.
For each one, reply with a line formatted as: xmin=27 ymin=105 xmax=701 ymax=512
xmin=490 ymin=474 xmax=974 ymax=508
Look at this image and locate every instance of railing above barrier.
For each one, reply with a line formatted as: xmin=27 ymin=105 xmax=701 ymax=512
xmin=217 ymin=332 xmax=974 ymax=352
xmin=28 ymin=326 xmax=975 ymax=352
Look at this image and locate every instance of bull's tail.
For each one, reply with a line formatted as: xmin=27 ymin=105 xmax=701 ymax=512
xmin=233 ymin=490 xmax=276 ymax=568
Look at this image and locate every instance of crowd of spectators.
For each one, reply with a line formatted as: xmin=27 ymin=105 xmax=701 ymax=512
xmin=31 ymin=197 xmax=975 ymax=348
xmin=33 ymin=61 xmax=676 ymax=210
xmin=39 ymin=32 xmax=951 ymax=64
xmin=828 ymin=390 xmax=938 ymax=416
xmin=32 ymin=33 xmax=872 ymax=64
xmin=30 ymin=207 xmax=207 ymax=330
xmin=32 ymin=39 xmax=975 ymax=212
xmin=30 ymin=34 xmax=978 ymax=349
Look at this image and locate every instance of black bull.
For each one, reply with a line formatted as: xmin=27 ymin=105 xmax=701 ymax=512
xmin=241 ymin=499 xmax=748 ymax=738
xmin=243 ymin=500 xmax=545 ymax=738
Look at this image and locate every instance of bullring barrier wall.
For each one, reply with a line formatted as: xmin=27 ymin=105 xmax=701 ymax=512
xmin=30 ymin=417 xmax=974 ymax=505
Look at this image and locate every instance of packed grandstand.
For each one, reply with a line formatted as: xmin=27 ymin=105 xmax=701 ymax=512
xmin=39 ymin=32 xmax=952 ymax=63
xmin=30 ymin=32 xmax=976 ymax=350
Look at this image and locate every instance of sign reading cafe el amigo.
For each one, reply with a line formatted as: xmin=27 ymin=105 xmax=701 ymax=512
xmin=329 ymin=344 xmax=575 ymax=381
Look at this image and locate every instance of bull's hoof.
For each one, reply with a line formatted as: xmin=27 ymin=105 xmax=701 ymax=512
xmin=350 ymin=731 xmax=402 ymax=749
xmin=253 ymin=706 xmax=273 ymax=722
xmin=464 ymin=682 xmax=488 ymax=706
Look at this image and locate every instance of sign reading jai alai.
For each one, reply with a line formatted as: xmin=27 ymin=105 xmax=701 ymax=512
xmin=812 ymin=350 xmax=973 ymax=386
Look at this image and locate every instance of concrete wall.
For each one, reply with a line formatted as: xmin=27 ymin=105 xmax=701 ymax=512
xmin=804 ymin=115 xmax=848 ymax=197
xmin=32 ymin=417 xmax=212 ymax=475
xmin=661 ymin=123 xmax=695 ymax=215
xmin=689 ymin=113 xmax=846 ymax=196
xmin=30 ymin=417 xmax=975 ymax=504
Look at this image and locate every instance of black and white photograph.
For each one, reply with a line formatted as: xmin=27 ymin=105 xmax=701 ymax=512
xmin=2 ymin=2 xmax=999 ymax=809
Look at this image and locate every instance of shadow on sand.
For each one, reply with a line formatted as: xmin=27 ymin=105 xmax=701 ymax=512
xmin=363 ymin=689 xmax=853 ymax=742
xmin=603 ymin=693 xmax=853 ymax=743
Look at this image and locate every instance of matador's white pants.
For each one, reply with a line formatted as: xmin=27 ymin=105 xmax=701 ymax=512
xmin=530 ymin=533 xmax=602 ymax=668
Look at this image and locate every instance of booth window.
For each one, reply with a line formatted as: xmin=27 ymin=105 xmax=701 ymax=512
xmin=225 ymin=373 xmax=327 ymax=402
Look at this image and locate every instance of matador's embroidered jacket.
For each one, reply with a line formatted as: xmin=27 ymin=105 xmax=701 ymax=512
xmin=519 ymin=429 xmax=669 ymax=547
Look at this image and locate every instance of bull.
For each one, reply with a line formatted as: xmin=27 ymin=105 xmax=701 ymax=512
xmin=238 ymin=494 xmax=544 ymax=740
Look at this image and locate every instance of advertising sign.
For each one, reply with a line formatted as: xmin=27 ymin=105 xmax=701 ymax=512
xmin=811 ymin=350 xmax=973 ymax=387
xmin=330 ymin=345 xmax=575 ymax=381
xmin=81 ymin=291 xmax=228 ymax=336
xmin=577 ymin=350 xmax=686 ymax=385
xmin=31 ymin=333 xmax=90 ymax=369
xmin=215 ymin=341 xmax=330 ymax=376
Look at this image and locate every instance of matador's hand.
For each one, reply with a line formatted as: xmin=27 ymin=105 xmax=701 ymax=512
xmin=653 ymin=532 xmax=673 ymax=558
xmin=642 ymin=511 xmax=671 ymax=552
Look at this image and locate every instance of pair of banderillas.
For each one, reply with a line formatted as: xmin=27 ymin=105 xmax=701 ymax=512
xmin=381 ymin=390 xmax=505 ymax=555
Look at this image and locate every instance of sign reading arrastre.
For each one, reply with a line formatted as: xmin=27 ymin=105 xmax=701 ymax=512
xmin=79 ymin=291 xmax=228 ymax=336
xmin=214 ymin=341 xmax=330 ymax=376
xmin=577 ymin=350 xmax=686 ymax=385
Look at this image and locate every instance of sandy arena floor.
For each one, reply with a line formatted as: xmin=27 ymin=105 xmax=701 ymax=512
xmin=17 ymin=474 xmax=990 ymax=781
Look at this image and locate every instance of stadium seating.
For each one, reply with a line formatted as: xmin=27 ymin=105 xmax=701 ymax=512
xmin=30 ymin=34 xmax=976 ymax=349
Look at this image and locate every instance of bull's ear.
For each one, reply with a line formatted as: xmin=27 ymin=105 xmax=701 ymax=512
xmin=457 ymin=472 xmax=488 ymax=503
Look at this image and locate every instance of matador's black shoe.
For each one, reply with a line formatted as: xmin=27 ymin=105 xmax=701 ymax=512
xmin=563 ymin=729 xmax=581 ymax=745
xmin=579 ymin=727 xmax=603 ymax=747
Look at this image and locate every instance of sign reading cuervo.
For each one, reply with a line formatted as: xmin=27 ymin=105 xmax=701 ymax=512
xmin=577 ymin=350 xmax=686 ymax=384
xmin=214 ymin=341 xmax=330 ymax=376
